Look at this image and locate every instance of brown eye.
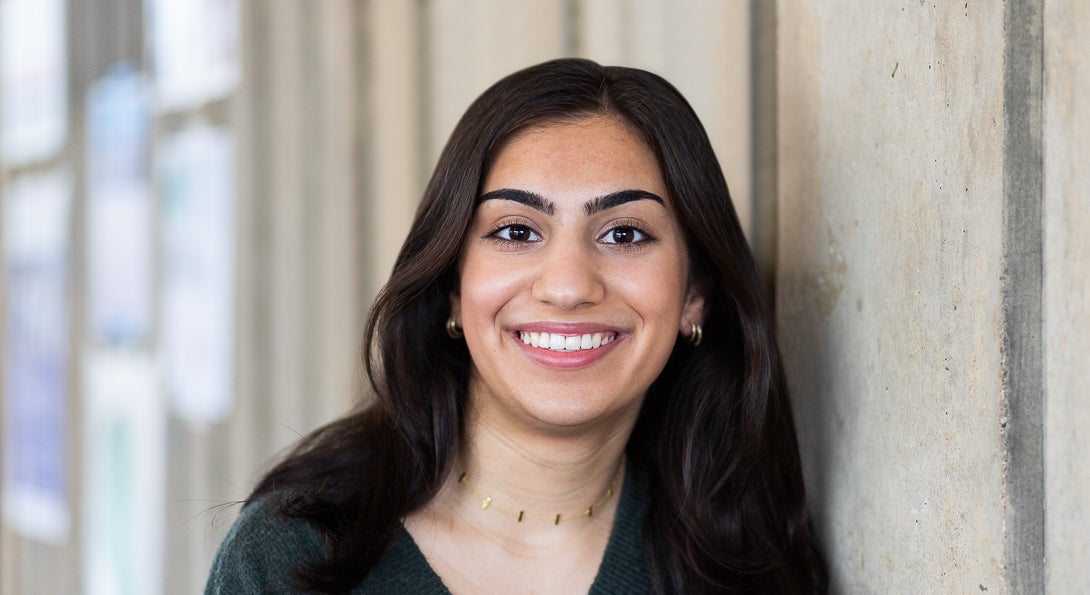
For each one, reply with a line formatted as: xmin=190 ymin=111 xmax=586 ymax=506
xmin=601 ymin=226 xmax=647 ymax=245
xmin=493 ymin=224 xmax=540 ymax=242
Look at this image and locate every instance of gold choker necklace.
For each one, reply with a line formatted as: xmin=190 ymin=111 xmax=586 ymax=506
xmin=457 ymin=457 xmax=625 ymax=525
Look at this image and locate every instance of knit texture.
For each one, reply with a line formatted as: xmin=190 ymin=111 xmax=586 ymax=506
xmin=205 ymin=467 xmax=650 ymax=594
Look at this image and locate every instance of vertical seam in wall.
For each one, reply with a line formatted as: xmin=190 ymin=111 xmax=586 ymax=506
xmin=128 ymin=0 xmax=145 ymax=69
xmin=750 ymin=0 xmax=778 ymax=308
xmin=300 ymin=3 xmax=320 ymax=430
xmin=564 ymin=0 xmax=580 ymax=57
xmin=249 ymin=0 xmax=274 ymax=458
xmin=66 ymin=1 xmax=92 ymax=588
xmin=416 ymin=0 xmax=431 ymax=189
xmin=357 ymin=1 xmax=375 ymax=309
xmin=619 ymin=0 xmax=631 ymax=60
xmin=1002 ymin=0 xmax=1045 ymax=592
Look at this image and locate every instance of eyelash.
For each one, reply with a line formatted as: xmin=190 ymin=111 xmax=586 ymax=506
xmin=483 ymin=219 xmax=657 ymax=251
xmin=598 ymin=219 xmax=656 ymax=250
xmin=484 ymin=220 xmax=541 ymax=248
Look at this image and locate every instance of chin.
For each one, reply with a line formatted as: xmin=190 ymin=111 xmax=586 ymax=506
xmin=516 ymin=392 xmax=642 ymax=433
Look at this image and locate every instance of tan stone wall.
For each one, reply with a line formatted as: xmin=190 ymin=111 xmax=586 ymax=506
xmin=777 ymin=1 xmax=1089 ymax=593
xmin=777 ymin=3 xmax=1010 ymax=591
xmin=1044 ymin=0 xmax=1090 ymax=591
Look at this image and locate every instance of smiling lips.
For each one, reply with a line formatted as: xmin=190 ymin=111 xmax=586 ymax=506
xmin=518 ymin=331 xmax=618 ymax=352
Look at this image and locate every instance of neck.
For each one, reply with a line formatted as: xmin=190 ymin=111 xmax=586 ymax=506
xmin=461 ymin=427 xmax=627 ymax=522
xmin=439 ymin=401 xmax=635 ymax=542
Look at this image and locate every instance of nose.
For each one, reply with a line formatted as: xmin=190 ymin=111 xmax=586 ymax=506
xmin=530 ymin=239 xmax=605 ymax=309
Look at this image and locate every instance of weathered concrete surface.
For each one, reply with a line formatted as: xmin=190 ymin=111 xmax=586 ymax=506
xmin=1001 ymin=1 xmax=1045 ymax=590
xmin=777 ymin=4 xmax=1010 ymax=591
xmin=1044 ymin=0 xmax=1090 ymax=591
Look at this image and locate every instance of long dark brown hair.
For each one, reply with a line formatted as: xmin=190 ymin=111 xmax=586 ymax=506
xmin=250 ymin=58 xmax=826 ymax=593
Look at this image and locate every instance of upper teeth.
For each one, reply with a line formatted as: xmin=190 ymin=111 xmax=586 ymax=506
xmin=518 ymin=331 xmax=616 ymax=351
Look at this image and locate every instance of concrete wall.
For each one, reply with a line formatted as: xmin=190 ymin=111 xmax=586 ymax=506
xmin=3 ymin=2 xmax=1086 ymax=594
xmin=1044 ymin=0 xmax=1090 ymax=591
xmin=777 ymin=3 xmax=1009 ymax=590
xmin=779 ymin=2 xmax=1087 ymax=592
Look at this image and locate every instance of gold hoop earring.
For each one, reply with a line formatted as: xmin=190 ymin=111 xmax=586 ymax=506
xmin=446 ymin=317 xmax=463 ymax=339
xmin=688 ymin=322 xmax=703 ymax=347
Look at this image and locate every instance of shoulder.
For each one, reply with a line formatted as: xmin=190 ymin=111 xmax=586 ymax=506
xmin=204 ymin=495 xmax=326 ymax=594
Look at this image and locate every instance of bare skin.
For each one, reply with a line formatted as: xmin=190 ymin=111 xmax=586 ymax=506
xmin=403 ymin=404 xmax=630 ymax=594
xmin=404 ymin=116 xmax=704 ymax=594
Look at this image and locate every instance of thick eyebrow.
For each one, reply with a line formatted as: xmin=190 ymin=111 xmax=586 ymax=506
xmin=476 ymin=188 xmax=664 ymax=217
xmin=477 ymin=189 xmax=554 ymax=215
xmin=583 ymin=189 xmax=665 ymax=216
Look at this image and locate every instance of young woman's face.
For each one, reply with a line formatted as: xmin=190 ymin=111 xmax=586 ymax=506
xmin=453 ymin=116 xmax=704 ymax=434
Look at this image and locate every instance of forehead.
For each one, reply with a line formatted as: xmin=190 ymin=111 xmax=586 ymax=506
xmin=482 ymin=117 xmax=667 ymax=199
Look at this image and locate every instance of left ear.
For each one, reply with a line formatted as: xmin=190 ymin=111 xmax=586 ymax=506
xmin=679 ymin=280 xmax=709 ymax=335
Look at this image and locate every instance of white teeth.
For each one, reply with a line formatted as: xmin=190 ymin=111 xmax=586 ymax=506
xmin=518 ymin=331 xmax=616 ymax=352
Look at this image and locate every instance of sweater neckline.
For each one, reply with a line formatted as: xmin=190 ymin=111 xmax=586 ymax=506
xmin=364 ymin=465 xmax=648 ymax=594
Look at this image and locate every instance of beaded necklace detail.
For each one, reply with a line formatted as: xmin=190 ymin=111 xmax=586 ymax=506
xmin=457 ymin=457 xmax=625 ymax=525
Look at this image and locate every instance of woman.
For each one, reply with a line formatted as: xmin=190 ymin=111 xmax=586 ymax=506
xmin=206 ymin=58 xmax=827 ymax=593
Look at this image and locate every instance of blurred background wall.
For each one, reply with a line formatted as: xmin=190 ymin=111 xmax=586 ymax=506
xmin=0 ymin=1 xmax=1085 ymax=594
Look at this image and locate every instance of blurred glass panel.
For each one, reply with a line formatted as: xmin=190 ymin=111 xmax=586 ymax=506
xmin=158 ymin=123 xmax=236 ymax=422
xmin=147 ymin=0 xmax=240 ymax=111
xmin=85 ymin=65 xmax=154 ymax=346
xmin=81 ymin=352 xmax=163 ymax=595
xmin=0 ymin=0 xmax=67 ymax=165
xmin=1 ymin=170 xmax=72 ymax=544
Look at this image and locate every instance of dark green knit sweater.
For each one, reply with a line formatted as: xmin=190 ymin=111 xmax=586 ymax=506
xmin=205 ymin=468 xmax=651 ymax=593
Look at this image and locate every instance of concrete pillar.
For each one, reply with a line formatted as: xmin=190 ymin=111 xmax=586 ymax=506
xmin=1043 ymin=0 xmax=1090 ymax=591
xmin=776 ymin=2 xmax=1087 ymax=591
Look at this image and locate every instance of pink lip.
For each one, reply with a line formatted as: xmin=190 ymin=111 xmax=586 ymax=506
xmin=509 ymin=322 xmax=624 ymax=370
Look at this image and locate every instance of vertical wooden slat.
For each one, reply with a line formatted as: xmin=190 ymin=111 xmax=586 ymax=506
xmin=225 ymin=0 xmax=262 ymax=503
xmin=225 ymin=0 xmax=269 ymax=499
xmin=266 ymin=1 xmax=309 ymax=449
xmin=367 ymin=1 xmax=423 ymax=294
xmin=426 ymin=0 xmax=567 ymax=166
xmin=576 ymin=0 xmax=626 ymax=64
xmin=668 ymin=3 xmax=752 ymax=238
xmin=313 ymin=0 xmax=362 ymax=425
xmin=186 ymin=423 xmax=212 ymax=595
xmin=624 ymin=0 xmax=668 ymax=71
xmin=425 ymin=0 xmax=470 ymax=166
xmin=219 ymin=0 xmax=263 ymax=515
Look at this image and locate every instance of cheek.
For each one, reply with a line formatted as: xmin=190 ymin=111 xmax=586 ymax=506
xmin=610 ymin=252 xmax=691 ymax=321
xmin=638 ymin=276 xmax=689 ymax=321
xmin=458 ymin=252 xmax=526 ymax=324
